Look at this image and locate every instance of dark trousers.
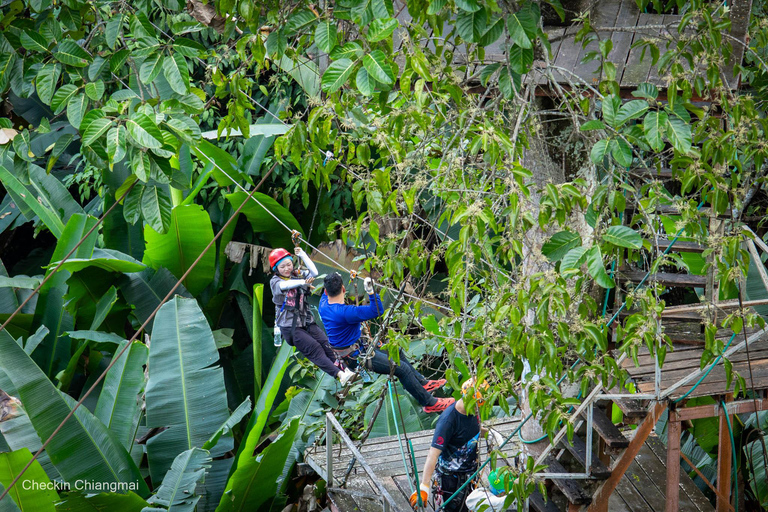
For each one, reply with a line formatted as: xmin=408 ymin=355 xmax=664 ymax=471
xmin=436 ymin=471 xmax=474 ymax=512
xmin=281 ymin=324 xmax=339 ymax=378
xmin=345 ymin=348 xmax=434 ymax=406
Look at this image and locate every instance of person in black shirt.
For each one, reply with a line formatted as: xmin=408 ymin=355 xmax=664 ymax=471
xmin=411 ymin=378 xmax=490 ymax=512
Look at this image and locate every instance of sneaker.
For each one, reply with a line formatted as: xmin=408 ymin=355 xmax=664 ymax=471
xmin=423 ymin=397 xmax=455 ymax=414
xmin=338 ymin=368 xmax=356 ymax=386
xmin=422 ymin=379 xmax=446 ymax=393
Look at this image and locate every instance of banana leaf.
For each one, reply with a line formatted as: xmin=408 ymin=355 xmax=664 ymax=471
xmin=117 ymin=268 xmax=191 ymax=334
xmin=32 ymin=214 xmax=99 ymax=378
xmin=93 ymin=340 xmax=147 ymax=450
xmin=203 ymin=398 xmax=252 ymax=451
xmin=232 ymin=343 xmax=294 ymax=473
xmin=365 ymin=382 xmax=429 ymax=438
xmin=745 ymin=437 xmax=768 ymax=508
xmin=746 ymin=249 xmax=768 ymax=320
xmin=147 ymin=448 xmax=211 ymax=512
xmin=145 ymin=298 xmax=232 ymax=500
xmin=0 ymin=448 xmax=58 ymax=511
xmin=102 ymin=193 xmax=145 ymax=262
xmin=226 ymin=191 xmax=303 ymax=251
xmin=216 ymin=418 xmax=299 ymax=512
xmin=54 ymin=492 xmax=149 ymax=511
xmin=0 ymin=482 xmax=20 ymax=511
xmin=0 ymin=164 xmax=82 ymax=239
xmin=143 ymin=205 xmax=216 ymax=296
xmin=49 ymin=249 xmax=145 ymax=274
xmin=0 ymin=330 xmax=148 ymax=496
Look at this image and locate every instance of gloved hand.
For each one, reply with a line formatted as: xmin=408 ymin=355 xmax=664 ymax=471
xmin=363 ymin=277 xmax=374 ymax=295
xmin=294 ymin=246 xmax=304 ymax=257
xmin=409 ymin=484 xmax=429 ymax=509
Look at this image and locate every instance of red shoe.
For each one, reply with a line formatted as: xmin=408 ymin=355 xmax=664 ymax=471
xmin=423 ymin=397 xmax=455 ymax=414
xmin=423 ymin=379 xmax=446 ymax=393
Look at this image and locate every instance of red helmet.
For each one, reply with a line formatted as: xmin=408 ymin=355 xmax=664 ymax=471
xmin=269 ymin=248 xmax=292 ymax=270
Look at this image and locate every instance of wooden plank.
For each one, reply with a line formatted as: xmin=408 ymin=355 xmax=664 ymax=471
xmin=573 ymin=0 xmax=623 ymax=84
xmin=613 ymin=476 xmax=654 ymax=512
xmin=617 ymin=271 xmax=707 ymax=288
xmin=609 ymin=0 xmax=641 ymax=81
xmin=544 ymin=456 xmax=592 ymax=505
xmin=717 ymin=395 xmax=733 ymax=512
xmin=666 ymin=418 xmax=682 ymax=512
xmin=646 ymin=15 xmax=681 ymax=85
xmin=551 ymin=25 xmax=584 ymax=85
xmin=612 ymin=397 xmax=649 ymax=424
xmin=645 ymin=435 xmax=715 ymax=512
xmin=625 ymin=348 xmax=768 ymax=378
xmin=559 ymin=433 xmax=612 ymax=478
xmin=623 ymin=457 xmax=667 ymax=512
xmin=607 ymin=493 xmax=634 ymax=512
xmin=588 ymin=402 xmax=666 ymax=512
xmin=329 ymin=489 xmax=385 ymax=512
xmin=391 ymin=474 xmax=430 ymax=512
xmin=530 ymin=489 xmax=564 ymax=512
xmin=652 ymin=239 xmax=707 ymax=253
xmin=579 ymin=405 xmax=629 ymax=449
xmin=725 ymin=0 xmax=752 ymax=89
xmin=620 ymin=13 xmax=657 ymax=87
xmin=631 ymin=167 xmax=675 ymax=179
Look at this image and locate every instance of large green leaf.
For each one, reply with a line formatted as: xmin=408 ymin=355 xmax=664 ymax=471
xmin=54 ymin=40 xmax=91 ymax=67
xmin=117 ymin=268 xmax=191 ymax=333
xmin=93 ymin=340 xmax=147 ymax=450
xmin=745 ymin=438 xmax=768 ymax=508
xmin=665 ymin=114 xmax=692 ymax=154
xmin=615 ymin=99 xmax=649 ymax=126
xmin=315 ymin=20 xmax=337 ymax=53
xmin=0 ymin=331 xmax=147 ymax=495
xmin=233 ymin=343 xmax=294 ymax=473
xmin=506 ymin=11 xmax=532 ymax=48
xmin=147 ymin=448 xmax=210 ymax=512
xmin=142 ymin=205 xmax=215 ymax=296
xmin=190 ymin=140 xmax=247 ymax=186
xmin=36 ymin=63 xmax=60 ymax=105
xmin=356 ymin=67 xmax=374 ymax=96
xmin=66 ymin=94 xmax=88 ymax=129
xmin=238 ymin=122 xmax=279 ymax=177
xmin=139 ymin=53 xmax=163 ymax=84
xmin=0 ymin=164 xmax=83 ymax=239
xmin=140 ymin=185 xmax=172 ymax=234
xmin=226 ymin=191 xmax=304 ymax=250
xmin=586 ymin=246 xmax=614 ymax=288
xmin=643 ymin=111 xmax=667 ymax=152
xmin=0 ymin=448 xmax=58 ymax=511
xmin=145 ymin=297 xmax=232 ymax=483
xmin=163 ymin=53 xmax=190 ymax=95
xmin=126 ymin=113 xmax=163 ymax=149
xmin=54 ymin=492 xmax=149 ymax=511
xmin=603 ymin=225 xmax=642 ymax=249
xmin=457 ymin=9 xmax=487 ymax=43
xmin=362 ymin=50 xmax=393 ymax=84
xmin=542 ymin=231 xmax=582 ymax=261
xmin=217 ymin=418 xmax=299 ymax=512
xmin=320 ymin=58 xmax=356 ymax=93
xmin=32 ymin=214 xmax=98 ymax=378
xmin=203 ymin=398 xmax=252 ymax=452
xmin=50 ymin=248 xmax=145 ymax=274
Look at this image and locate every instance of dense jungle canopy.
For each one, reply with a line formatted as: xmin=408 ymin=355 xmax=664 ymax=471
xmin=0 ymin=0 xmax=767 ymax=509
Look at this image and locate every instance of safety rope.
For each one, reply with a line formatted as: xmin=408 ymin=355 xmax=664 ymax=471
xmin=0 ymin=165 xmax=277 ymax=504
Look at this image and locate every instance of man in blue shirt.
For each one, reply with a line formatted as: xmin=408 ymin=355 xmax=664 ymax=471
xmin=318 ymin=272 xmax=454 ymax=413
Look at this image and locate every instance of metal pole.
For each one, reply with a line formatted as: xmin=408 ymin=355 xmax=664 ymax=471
xmin=586 ymin=401 xmax=593 ymax=476
xmin=326 ymin=414 xmax=333 ymax=488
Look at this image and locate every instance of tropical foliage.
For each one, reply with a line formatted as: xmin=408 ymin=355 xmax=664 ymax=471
xmin=0 ymin=0 xmax=767 ymax=508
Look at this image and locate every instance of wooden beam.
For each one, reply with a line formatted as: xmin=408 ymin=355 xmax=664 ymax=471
xmin=662 ymin=298 xmax=768 ymax=315
xmin=717 ymin=395 xmax=734 ymax=512
xmin=672 ymin=398 xmax=768 ymax=421
xmin=666 ymin=417 xmax=681 ymax=512
xmin=680 ymin=451 xmax=735 ymax=512
xmin=587 ymin=402 xmax=666 ymax=512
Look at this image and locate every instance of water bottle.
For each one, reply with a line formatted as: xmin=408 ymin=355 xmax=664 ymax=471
xmin=273 ymin=325 xmax=282 ymax=347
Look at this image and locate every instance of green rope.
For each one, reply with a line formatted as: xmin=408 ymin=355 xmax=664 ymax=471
xmin=389 ymin=380 xmax=414 ymax=494
xmin=721 ymin=399 xmax=739 ymax=512
xmin=673 ymin=333 xmax=737 ymax=403
xmin=409 ymin=439 xmax=424 ymax=509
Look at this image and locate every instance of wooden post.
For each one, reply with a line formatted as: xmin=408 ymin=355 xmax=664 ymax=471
xmin=717 ymin=395 xmax=734 ymax=512
xmin=666 ymin=415 xmax=681 ymax=512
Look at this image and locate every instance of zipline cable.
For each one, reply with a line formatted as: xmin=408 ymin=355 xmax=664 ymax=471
xmin=0 ymin=165 xmax=277 ymax=504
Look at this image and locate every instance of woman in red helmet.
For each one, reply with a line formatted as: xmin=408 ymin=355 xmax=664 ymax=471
xmin=269 ymin=247 xmax=354 ymax=385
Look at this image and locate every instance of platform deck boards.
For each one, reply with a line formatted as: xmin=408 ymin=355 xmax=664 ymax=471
xmin=609 ymin=435 xmax=714 ymax=512
xmin=621 ymin=325 xmax=768 ymax=399
xmin=305 ymin=419 xmax=522 ymax=512
xmin=541 ymin=0 xmax=742 ymax=90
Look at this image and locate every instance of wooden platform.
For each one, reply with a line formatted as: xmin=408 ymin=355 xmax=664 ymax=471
xmin=608 ymin=435 xmax=714 ymax=512
xmin=621 ymin=325 xmax=768 ymax=399
xmin=306 ymin=419 xmax=522 ymax=512
xmin=541 ymin=0 xmax=744 ymax=90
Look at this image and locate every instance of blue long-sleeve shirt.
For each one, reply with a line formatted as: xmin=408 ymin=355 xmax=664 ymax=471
xmin=318 ymin=293 xmax=384 ymax=349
